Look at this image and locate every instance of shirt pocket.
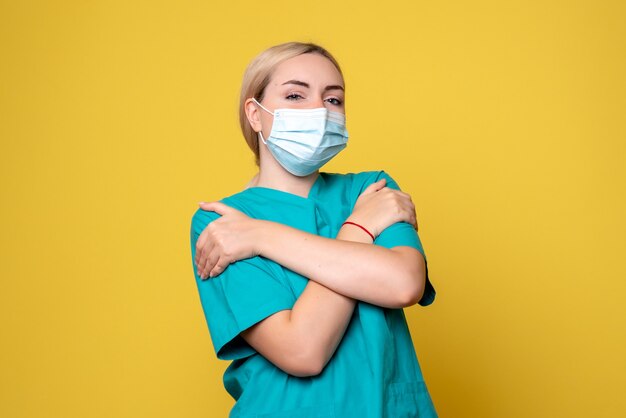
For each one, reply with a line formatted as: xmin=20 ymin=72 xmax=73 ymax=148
xmin=385 ymin=381 xmax=437 ymax=418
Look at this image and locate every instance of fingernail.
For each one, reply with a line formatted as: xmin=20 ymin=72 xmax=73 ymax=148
xmin=198 ymin=201 xmax=205 ymax=205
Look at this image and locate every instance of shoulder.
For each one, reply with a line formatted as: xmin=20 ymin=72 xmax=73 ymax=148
xmin=322 ymin=170 xmax=402 ymax=195
xmin=190 ymin=189 xmax=255 ymax=238
xmin=190 ymin=208 xmax=218 ymax=238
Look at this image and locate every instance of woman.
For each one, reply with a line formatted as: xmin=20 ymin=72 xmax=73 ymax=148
xmin=190 ymin=42 xmax=437 ymax=417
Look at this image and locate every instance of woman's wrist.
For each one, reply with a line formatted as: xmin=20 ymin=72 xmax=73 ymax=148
xmin=344 ymin=216 xmax=378 ymax=239
xmin=341 ymin=220 xmax=375 ymax=242
xmin=337 ymin=222 xmax=374 ymax=244
xmin=252 ymin=219 xmax=271 ymax=257
xmin=254 ymin=219 xmax=294 ymax=257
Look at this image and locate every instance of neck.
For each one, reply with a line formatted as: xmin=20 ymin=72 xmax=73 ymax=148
xmin=254 ymin=148 xmax=319 ymax=198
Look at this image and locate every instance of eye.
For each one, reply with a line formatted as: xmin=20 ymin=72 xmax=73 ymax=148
xmin=286 ymin=93 xmax=304 ymax=100
xmin=325 ymin=97 xmax=343 ymax=106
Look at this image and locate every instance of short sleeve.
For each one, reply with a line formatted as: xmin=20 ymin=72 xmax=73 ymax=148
xmin=370 ymin=171 xmax=437 ymax=307
xmin=190 ymin=208 xmax=296 ymax=360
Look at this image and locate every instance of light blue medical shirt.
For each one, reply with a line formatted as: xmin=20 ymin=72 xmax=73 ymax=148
xmin=190 ymin=171 xmax=437 ymax=418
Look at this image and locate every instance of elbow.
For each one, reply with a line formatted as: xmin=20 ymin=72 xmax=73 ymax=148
xmin=291 ymin=360 xmax=325 ymax=378
xmin=301 ymin=352 xmax=326 ymax=376
xmin=294 ymin=349 xmax=327 ymax=377
xmin=283 ymin=355 xmax=326 ymax=377
xmin=393 ymin=252 xmax=426 ymax=308
xmin=282 ymin=345 xmax=327 ymax=377
xmin=396 ymin=279 xmax=425 ymax=308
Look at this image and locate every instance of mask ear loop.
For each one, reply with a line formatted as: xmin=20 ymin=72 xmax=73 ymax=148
xmin=252 ymin=98 xmax=273 ymax=145
xmin=252 ymin=98 xmax=274 ymax=116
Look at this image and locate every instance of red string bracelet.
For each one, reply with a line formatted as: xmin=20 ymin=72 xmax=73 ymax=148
xmin=342 ymin=221 xmax=375 ymax=241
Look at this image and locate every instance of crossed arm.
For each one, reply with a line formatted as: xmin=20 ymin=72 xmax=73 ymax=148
xmin=194 ymin=179 xmax=426 ymax=376
xmin=235 ymin=220 xmax=426 ymax=308
xmin=239 ymin=223 xmax=369 ymax=377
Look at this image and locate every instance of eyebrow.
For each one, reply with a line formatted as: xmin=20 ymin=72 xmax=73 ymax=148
xmin=281 ymin=79 xmax=344 ymax=92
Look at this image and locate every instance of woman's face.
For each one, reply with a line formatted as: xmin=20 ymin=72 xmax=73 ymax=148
xmin=247 ymin=53 xmax=345 ymax=139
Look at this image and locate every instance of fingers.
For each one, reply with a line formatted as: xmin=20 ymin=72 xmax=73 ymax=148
xmin=197 ymin=239 xmax=216 ymax=279
xmin=194 ymin=228 xmax=209 ymax=267
xmin=407 ymin=211 xmax=418 ymax=230
xmin=406 ymin=205 xmax=419 ymax=231
xmin=390 ymin=190 xmax=418 ymax=230
xmin=361 ymin=178 xmax=387 ymax=195
xmin=197 ymin=234 xmax=235 ymax=279
xmin=398 ymin=190 xmax=412 ymax=201
xmin=407 ymin=199 xmax=418 ymax=231
xmin=198 ymin=201 xmax=232 ymax=216
xmin=209 ymin=257 xmax=230 ymax=278
xmin=404 ymin=200 xmax=418 ymax=230
xmin=199 ymin=242 xmax=220 ymax=279
xmin=399 ymin=205 xmax=417 ymax=229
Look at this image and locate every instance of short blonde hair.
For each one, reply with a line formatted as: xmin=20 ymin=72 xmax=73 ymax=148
xmin=239 ymin=42 xmax=344 ymax=165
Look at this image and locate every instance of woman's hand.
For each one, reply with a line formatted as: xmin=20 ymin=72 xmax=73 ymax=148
xmin=194 ymin=202 xmax=262 ymax=279
xmin=347 ymin=178 xmax=418 ymax=238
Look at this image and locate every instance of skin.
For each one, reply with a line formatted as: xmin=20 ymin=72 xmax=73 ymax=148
xmin=194 ymin=52 xmax=426 ymax=376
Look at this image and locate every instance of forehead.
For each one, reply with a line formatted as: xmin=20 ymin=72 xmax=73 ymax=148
xmin=270 ymin=53 xmax=344 ymax=87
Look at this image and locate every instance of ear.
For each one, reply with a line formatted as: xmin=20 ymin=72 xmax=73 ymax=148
xmin=244 ymin=98 xmax=263 ymax=133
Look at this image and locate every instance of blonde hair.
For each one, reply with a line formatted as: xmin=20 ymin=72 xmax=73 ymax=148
xmin=239 ymin=42 xmax=344 ymax=165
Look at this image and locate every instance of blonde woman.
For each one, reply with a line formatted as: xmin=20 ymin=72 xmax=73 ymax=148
xmin=191 ymin=42 xmax=437 ymax=417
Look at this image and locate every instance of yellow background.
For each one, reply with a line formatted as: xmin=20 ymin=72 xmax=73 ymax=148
xmin=1 ymin=1 xmax=625 ymax=417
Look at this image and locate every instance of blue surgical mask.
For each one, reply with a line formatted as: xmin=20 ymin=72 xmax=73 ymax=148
xmin=253 ymin=98 xmax=349 ymax=177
